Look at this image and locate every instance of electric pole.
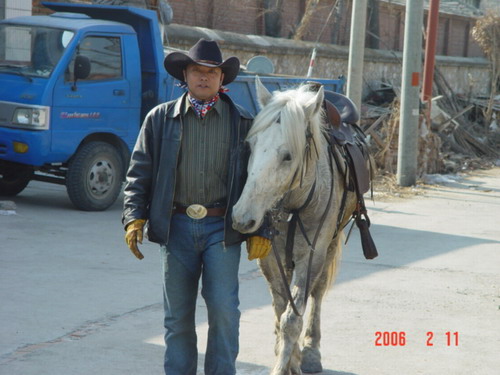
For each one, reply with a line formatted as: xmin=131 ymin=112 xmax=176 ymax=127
xmin=346 ymin=0 xmax=367 ymax=112
xmin=397 ymin=0 xmax=424 ymax=186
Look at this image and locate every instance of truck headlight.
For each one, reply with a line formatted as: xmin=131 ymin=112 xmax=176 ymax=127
xmin=14 ymin=108 xmax=31 ymax=124
xmin=12 ymin=106 xmax=49 ymax=130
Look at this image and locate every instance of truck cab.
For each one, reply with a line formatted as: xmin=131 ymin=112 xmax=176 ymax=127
xmin=0 ymin=2 xmax=166 ymax=210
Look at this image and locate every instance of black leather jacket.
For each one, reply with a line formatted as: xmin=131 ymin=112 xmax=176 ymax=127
xmin=122 ymin=92 xmax=253 ymax=246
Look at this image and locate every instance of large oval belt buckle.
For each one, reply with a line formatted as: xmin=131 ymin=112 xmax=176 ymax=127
xmin=186 ymin=204 xmax=207 ymax=219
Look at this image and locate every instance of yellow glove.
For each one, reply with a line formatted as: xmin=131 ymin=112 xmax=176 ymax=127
xmin=125 ymin=219 xmax=146 ymax=260
xmin=246 ymin=236 xmax=272 ymax=260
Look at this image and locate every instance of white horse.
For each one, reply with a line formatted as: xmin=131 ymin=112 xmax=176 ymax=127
xmin=232 ymin=79 xmax=362 ymax=375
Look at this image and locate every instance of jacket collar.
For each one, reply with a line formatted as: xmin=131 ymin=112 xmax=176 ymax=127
xmin=170 ymin=92 xmax=187 ymax=118
xmin=168 ymin=92 xmax=253 ymax=121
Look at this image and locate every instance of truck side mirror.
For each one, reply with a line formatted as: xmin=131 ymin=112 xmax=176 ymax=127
xmin=72 ymin=55 xmax=91 ymax=91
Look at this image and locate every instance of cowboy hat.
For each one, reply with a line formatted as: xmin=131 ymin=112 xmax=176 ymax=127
xmin=164 ymin=39 xmax=240 ymax=85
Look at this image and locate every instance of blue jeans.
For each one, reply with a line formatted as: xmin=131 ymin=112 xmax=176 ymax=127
xmin=160 ymin=213 xmax=241 ymax=375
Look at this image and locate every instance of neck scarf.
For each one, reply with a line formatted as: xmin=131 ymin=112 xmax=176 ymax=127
xmin=188 ymin=93 xmax=220 ymax=119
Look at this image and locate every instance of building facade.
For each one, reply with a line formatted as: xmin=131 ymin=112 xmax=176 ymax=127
xmin=0 ymin=0 xmax=32 ymax=19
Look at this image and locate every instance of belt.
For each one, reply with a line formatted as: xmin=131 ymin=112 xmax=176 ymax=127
xmin=173 ymin=204 xmax=226 ymax=219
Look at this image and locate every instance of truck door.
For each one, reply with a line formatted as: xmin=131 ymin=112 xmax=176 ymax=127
xmin=52 ymin=34 xmax=136 ymax=159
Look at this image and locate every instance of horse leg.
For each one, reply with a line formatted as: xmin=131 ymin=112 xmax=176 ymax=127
xmin=260 ymin=255 xmax=306 ymax=375
xmin=301 ymin=236 xmax=343 ymax=373
xmin=258 ymin=257 xmax=291 ymax=357
xmin=272 ymin=298 xmax=304 ymax=375
xmin=271 ymin=287 xmax=289 ymax=357
xmin=271 ymin=294 xmax=304 ymax=375
xmin=272 ymin=240 xmax=340 ymax=375
xmin=301 ymin=292 xmax=324 ymax=373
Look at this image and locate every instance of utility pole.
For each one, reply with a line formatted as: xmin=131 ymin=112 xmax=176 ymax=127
xmin=346 ymin=0 xmax=367 ymax=112
xmin=397 ymin=0 xmax=424 ymax=186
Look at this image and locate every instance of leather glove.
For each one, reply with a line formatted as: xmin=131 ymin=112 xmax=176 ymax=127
xmin=246 ymin=236 xmax=272 ymax=260
xmin=125 ymin=219 xmax=146 ymax=260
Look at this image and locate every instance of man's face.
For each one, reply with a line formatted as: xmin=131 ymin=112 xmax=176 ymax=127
xmin=184 ymin=63 xmax=224 ymax=101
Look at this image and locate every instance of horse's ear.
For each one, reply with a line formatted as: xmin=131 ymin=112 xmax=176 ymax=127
xmin=255 ymin=76 xmax=272 ymax=108
xmin=304 ymin=86 xmax=325 ymax=119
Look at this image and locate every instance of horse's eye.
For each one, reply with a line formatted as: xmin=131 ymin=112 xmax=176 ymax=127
xmin=282 ymin=153 xmax=292 ymax=162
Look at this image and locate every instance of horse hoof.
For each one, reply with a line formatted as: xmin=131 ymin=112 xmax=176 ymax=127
xmin=301 ymin=361 xmax=322 ymax=374
xmin=301 ymin=346 xmax=322 ymax=373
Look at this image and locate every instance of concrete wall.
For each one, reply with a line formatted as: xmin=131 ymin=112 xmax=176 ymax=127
xmin=165 ymin=23 xmax=492 ymax=98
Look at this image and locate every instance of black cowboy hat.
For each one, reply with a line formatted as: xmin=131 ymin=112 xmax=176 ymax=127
xmin=164 ymin=39 xmax=240 ymax=85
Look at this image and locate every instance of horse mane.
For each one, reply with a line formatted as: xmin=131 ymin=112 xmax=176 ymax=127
xmin=248 ymin=85 xmax=326 ymax=169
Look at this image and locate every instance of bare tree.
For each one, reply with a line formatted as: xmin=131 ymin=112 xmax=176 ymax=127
xmin=472 ymin=11 xmax=500 ymax=127
xmin=293 ymin=0 xmax=322 ymax=41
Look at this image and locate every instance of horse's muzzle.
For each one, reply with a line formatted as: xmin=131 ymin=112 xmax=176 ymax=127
xmin=231 ymin=206 xmax=262 ymax=234
xmin=231 ymin=217 xmax=257 ymax=234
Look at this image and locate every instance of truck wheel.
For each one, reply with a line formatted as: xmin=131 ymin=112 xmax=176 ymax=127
xmin=0 ymin=161 xmax=33 ymax=196
xmin=66 ymin=142 xmax=124 ymax=211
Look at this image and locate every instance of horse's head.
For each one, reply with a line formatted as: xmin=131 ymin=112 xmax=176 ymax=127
xmin=232 ymin=77 xmax=325 ymax=234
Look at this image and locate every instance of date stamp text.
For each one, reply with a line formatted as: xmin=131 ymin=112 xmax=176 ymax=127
xmin=374 ymin=331 xmax=459 ymax=347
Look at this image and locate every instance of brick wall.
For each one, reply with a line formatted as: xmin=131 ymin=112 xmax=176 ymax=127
xmin=26 ymin=0 xmax=486 ymax=59
xmin=177 ymin=0 xmax=484 ymax=60
xmin=378 ymin=3 xmax=404 ymax=52
xmin=168 ymin=0 xmax=262 ymax=34
xmin=449 ymin=18 xmax=467 ymax=56
xmin=167 ymin=0 xmax=343 ymax=43
xmin=32 ymin=0 xmax=51 ymax=15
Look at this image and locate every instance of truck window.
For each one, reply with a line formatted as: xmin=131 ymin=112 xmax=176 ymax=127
xmin=66 ymin=36 xmax=122 ymax=82
xmin=0 ymin=24 xmax=72 ymax=78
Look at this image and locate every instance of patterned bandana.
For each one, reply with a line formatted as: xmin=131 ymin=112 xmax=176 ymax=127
xmin=188 ymin=93 xmax=220 ymax=119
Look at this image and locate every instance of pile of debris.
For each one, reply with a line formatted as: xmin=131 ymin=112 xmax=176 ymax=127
xmin=360 ymin=70 xmax=500 ymax=180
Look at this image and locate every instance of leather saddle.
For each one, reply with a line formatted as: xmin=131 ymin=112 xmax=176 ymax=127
xmin=323 ymin=91 xmax=371 ymax=195
xmin=324 ymin=90 xmax=360 ymax=125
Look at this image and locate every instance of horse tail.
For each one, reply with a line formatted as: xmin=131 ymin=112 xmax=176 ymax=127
xmin=326 ymin=232 xmax=344 ymax=289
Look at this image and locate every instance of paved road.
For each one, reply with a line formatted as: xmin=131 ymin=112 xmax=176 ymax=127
xmin=1 ymin=168 xmax=499 ymax=375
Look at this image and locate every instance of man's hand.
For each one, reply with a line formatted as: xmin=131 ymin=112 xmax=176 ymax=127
xmin=246 ymin=236 xmax=272 ymax=260
xmin=125 ymin=219 xmax=146 ymax=260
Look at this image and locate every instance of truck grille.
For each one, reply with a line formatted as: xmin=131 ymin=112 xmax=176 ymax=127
xmin=0 ymin=141 xmax=7 ymax=156
xmin=0 ymin=100 xmax=14 ymax=128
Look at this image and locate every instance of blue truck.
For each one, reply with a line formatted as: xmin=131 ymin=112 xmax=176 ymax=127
xmin=0 ymin=1 xmax=344 ymax=211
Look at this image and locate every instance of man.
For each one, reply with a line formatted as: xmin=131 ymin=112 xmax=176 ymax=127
xmin=122 ymin=39 xmax=271 ymax=375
